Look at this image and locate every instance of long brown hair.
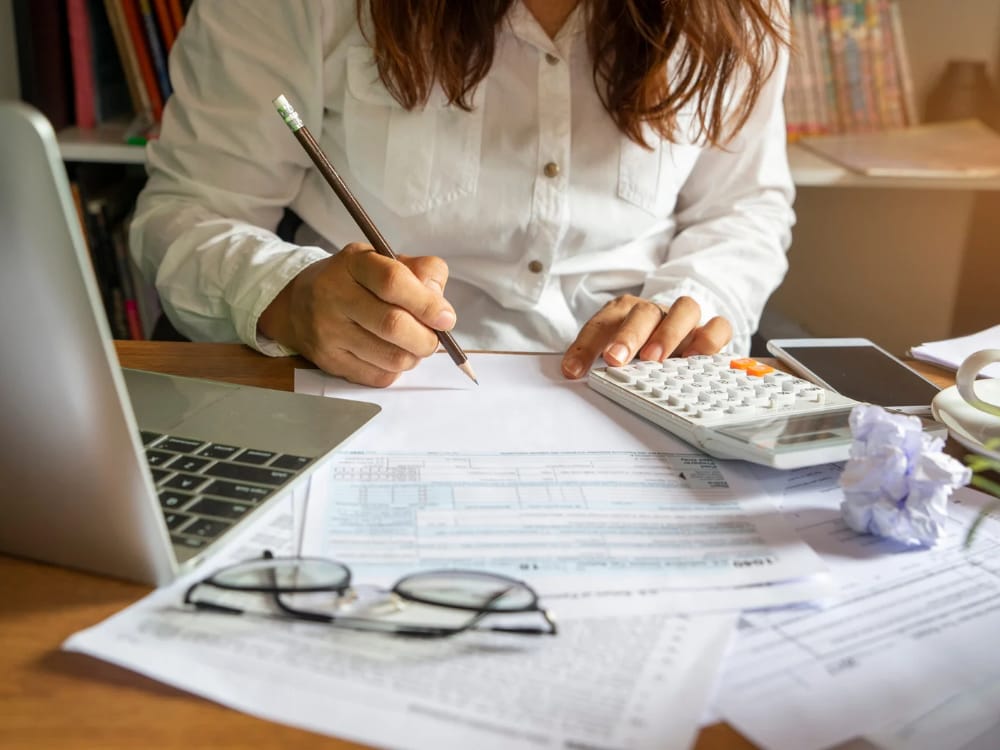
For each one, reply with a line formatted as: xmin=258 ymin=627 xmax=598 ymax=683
xmin=360 ymin=0 xmax=787 ymax=147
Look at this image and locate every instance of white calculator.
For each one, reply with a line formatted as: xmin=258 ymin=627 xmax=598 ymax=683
xmin=588 ymin=355 xmax=860 ymax=469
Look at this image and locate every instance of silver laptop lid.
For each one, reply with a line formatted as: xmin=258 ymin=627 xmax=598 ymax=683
xmin=0 ymin=102 xmax=177 ymax=583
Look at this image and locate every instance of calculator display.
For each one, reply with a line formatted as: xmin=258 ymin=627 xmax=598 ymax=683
xmin=715 ymin=409 xmax=854 ymax=451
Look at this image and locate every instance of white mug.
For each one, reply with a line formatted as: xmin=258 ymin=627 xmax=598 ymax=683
xmin=956 ymin=348 xmax=1000 ymax=418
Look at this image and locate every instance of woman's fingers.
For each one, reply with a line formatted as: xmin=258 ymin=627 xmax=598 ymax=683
xmin=561 ymin=295 xmax=733 ymax=379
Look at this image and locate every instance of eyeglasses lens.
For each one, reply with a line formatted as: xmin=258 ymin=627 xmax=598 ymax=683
xmin=395 ymin=571 xmax=536 ymax=612
xmin=213 ymin=557 xmax=350 ymax=591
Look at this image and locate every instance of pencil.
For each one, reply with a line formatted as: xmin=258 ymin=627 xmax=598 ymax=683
xmin=273 ymin=94 xmax=478 ymax=385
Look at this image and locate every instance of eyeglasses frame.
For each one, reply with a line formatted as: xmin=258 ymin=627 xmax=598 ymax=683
xmin=183 ymin=550 xmax=557 ymax=638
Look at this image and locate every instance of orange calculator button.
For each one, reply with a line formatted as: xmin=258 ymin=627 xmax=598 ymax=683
xmin=729 ymin=358 xmax=775 ymax=377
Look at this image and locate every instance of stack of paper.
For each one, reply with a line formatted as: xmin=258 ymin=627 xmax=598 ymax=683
xmin=64 ymin=353 xmax=1000 ymax=750
xmin=910 ymin=324 xmax=1000 ymax=378
xmin=799 ymin=120 xmax=1000 ymax=178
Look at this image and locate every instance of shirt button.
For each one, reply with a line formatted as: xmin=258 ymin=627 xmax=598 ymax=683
xmin=545 ymin=53 xmax=560 ymax=65
xmin=543 ymin=162 xmax=560 ymax=178
xmin=527 ymin=260 xmax=544 ymax=273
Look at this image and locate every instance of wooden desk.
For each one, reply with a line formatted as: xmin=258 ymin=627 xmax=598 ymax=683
xmin=0 ymin=342 xmax=958 ymax=750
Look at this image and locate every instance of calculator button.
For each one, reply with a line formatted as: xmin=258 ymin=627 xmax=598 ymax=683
xmin=730 ymin=358 xmax=775 ymax=377
xmin=772 ymin=393 xmax=796 ymax=408
xmin=695 ymin=407 xmax=725 ymax=420
xmin=607 ymin=368 xmax=635 ymax=385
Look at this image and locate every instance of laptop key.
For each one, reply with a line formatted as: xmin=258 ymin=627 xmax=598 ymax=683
xmin=159 ymin=489 xmax=194 ymax=510
xmin=171 ymin=535 xmax=208 ymax=549
xmin=198 ymin=443 xmax=240 ymax=460
xmin=189 ymin=497 xmax=254 ymax=520
xmin=140 ymin=431 xmax=163 ymax=446
xmin=162 ymin=473 xmax=210 ymax=492
xmin=203 ymin=462 xmax=292 ymax=486
xmin=202 ymin=479 xmax=271 ymax=502
xmin=166 ymin=455 xmax=212 ymax=473
xmin=184 ymin=518 xmax=232 ymax=540
xmin=150 ymin=468 xmax=171 ymax=483
xmin=146 ymin=449 xmax=174 ymax=466
xmin=163 ymin=512 xmax=193 ymax=531
xmin=272 ymin=454 xmax=312 ymax=471
xmin=233 ymin=449 xmax=276 ymax=465
xmin=159 ymin=437 xmax=206 ymax=454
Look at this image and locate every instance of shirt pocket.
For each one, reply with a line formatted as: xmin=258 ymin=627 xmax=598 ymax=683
xmin=617 ymin=127 xmax=702 ymax=217
xmin=342 ymin=46 xmax=485 ymax=217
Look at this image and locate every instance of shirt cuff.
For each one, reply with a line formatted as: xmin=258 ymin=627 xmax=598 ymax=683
xmin=241 ymin=247 xmax=330 ymax=357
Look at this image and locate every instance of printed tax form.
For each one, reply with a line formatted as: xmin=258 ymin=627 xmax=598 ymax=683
xmin=296 ymin=353 xmax=833 ymax=615
xmin=711 ymin=464 xmax=1000 ymax=750
xmin=65 ymin=486 xmax=736 ymax=750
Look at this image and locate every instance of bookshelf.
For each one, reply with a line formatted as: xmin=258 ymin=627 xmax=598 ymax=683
xmin=58 ymin=119 xmax=147 ymax=164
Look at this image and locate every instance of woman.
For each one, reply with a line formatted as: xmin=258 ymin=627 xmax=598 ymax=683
xmin=131 ymin=0 xmax=794 ymax=387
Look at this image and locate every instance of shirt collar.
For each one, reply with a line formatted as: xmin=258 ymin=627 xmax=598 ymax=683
xmin=505 ymin=1 xmax=585 ymax=59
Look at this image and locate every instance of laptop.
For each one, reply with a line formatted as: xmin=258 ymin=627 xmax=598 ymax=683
xmin=0 ymin=102 xmax=380 ymax=586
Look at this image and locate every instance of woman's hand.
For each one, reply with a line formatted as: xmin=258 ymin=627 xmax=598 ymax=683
xmin=259 ymin=243 xmax=456 ymax=387
xmin=561 ymin=295 xmax=732 ymax=379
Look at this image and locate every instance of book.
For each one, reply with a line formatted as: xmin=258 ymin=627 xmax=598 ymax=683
xmin=109 ymin=218 xmax=144 ymax=340
xmin=167 ymin=0 xmax=185 ymax=34
xmin=798 ymin=119 xmax=1000 ymax=178
xmin=67 ymin=0 xmax=98 ymax=128
xmin=83 ymin=195 xmax=128 ymax=338
xmin=87 ymin=0 xmax=134 ymax=123
xmin=137 ymin=0 xmax=173 ymax=102
xmin=12 ymin=0 xmax=74 ymax=130
xmin=103 ymin=0 xmax=152 ymax=119
xmin=152 ymin=0 xmax=176 ymax=51
xmin=887 ymin=0 xmax=917 ymax=125
xmin=120 ymin=0 xmax=164 ymax=120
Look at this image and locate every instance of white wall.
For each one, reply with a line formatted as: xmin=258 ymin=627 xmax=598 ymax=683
xmin=0 ymin=0 xmax=18 ymax=99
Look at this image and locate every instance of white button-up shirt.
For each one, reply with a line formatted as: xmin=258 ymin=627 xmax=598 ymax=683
xmin=131 ymin=0 xmax=794 ymax=357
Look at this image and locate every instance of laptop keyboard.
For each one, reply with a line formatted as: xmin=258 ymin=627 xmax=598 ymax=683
xmin=140 ymin=431 xmax=313 ymax=551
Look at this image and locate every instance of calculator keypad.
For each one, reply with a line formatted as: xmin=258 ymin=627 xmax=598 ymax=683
xmin=590 ymin=355 xmax=854 ymax=427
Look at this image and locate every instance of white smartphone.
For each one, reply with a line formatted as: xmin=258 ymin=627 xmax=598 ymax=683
xmin=766 ymin=337 xmax=940 ymax=416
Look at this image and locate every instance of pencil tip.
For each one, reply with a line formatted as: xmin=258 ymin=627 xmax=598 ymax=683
xmin=459 ymin=361 xmax=479 ymax=385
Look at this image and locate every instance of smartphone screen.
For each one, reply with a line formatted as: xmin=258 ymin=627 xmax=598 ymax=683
xmin=777 ymin=345 xmax=939 ymax=408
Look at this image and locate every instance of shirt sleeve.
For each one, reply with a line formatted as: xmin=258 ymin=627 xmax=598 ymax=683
xmin=129 ymin=1 xmax=332 ymax=355
xmin=640 ymin=42 xmax=795 ymax=357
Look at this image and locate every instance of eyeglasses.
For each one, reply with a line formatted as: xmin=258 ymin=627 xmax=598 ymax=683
xmin=183 ymin=550 xmax=557 ymax=638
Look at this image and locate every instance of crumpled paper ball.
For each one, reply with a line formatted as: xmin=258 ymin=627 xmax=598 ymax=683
xmin=838 ymin=404 xmax=971 ymax=546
